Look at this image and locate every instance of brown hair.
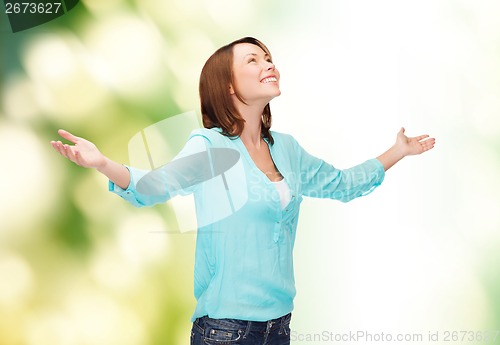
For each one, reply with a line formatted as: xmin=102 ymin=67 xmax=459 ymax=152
xmin=199 ymin=37 xmax=274 ymax=144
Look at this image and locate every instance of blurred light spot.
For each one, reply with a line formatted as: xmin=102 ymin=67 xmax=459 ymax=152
xmin=26 ymin=291 xmax=146 ymax=345
xmin=80 ymin=53 xmax=112 ymax=87
xmin=167 ymin=30 xmax=214 ymax=110
xmin=65 ymin=291 xmax=146 ymax=345
xmin=90 ymin=245 xmax=141 ymax=292
xmin=0 ymin=123 xmax=58 ymax=238
xmin=25 ymin=311 xmax=77 ymax=345
xmin=202 ymin=0 xmax=254 ymax=30
xmin=140 ymin=0 xmax=204 ymax=26
xmin=172 ymin=0 xmax=203 ymax=15
xmin=72 ymin=171 xmax=118 ymax=221
xmin=117 ymin=212 xmax=169 ymax=266
xmin=83 ymin=13 xmax=168 ymax=101
xmin=2 ymin=74 xmax=39 ymax=121
xmin=23 ymin=34 xmax=77 ymax=82
xmin=22 ymin=33 xmax=108 ymax=121
xmin=0 ymin=252 xmax=34 ymax=308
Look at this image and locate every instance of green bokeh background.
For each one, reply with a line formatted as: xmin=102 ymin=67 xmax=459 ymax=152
xmin=1 ymin=1 xmax=499 ymax=344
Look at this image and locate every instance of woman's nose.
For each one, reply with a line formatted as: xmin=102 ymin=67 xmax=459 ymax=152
xmin=264 ymin=61 xmax=275 ymax=70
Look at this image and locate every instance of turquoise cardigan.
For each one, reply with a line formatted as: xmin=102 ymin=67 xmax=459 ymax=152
xmin=110 ymin=128 xmax=385 ymax=322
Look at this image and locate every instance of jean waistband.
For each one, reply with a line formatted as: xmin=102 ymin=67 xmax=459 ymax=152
xmin=194 ymin=313 xmax=291 ymax=332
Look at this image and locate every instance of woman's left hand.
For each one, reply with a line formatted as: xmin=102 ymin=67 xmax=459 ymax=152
xmin=395 ymin=127 xmax=435 ymax=157
xmin=377 ymin=127 xmax=435 ymax=171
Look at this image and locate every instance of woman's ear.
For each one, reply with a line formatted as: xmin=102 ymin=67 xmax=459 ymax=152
xmin=229 ymin=84 xmax=235 ymax=95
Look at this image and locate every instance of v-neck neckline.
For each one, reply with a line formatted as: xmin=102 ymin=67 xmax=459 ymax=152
xmin=234 ymin=135 xmax=283 ymax=184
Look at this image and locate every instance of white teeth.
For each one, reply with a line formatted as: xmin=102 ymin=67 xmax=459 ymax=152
xmin=262 ymin=77 xmax=277 ymax=83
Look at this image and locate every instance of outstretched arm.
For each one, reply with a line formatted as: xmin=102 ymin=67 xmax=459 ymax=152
xmin=376 ymin=127 xmax=435 ymax=171
xmin=50 ymin=129 xmax=130 ymax=189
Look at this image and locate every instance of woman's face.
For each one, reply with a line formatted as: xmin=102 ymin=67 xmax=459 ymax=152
xmin=230 ymin=43 xmax=281 ymax=105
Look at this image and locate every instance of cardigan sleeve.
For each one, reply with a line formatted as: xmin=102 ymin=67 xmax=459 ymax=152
xmin=293 ymin=137 xmax=385 ymax=202
xmin=108 ymin=129 xmax=213 ymax=207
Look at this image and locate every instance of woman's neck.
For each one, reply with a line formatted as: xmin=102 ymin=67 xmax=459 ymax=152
xmin=236 ymin=102 xmax=265 ymax=148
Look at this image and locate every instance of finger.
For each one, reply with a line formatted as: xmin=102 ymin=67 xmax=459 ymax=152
xmin=50 ymin=141 xmax=60 ymax=152
xmin=56 ymin=144 xmax=83 ymax=164
xmin=50 ymin=141 xmax=63 ymax=156
xmin=51 ymin=141 xmax=82 ymax=163
xmin=64 ymin=144 xmax=79 ymax=163
xmin=60 ymin=143 xmax=73 ymax=160
xmin=421 ymin=138 xmax=435 ymax=151
xmin=420 ymin=137 xmax=435 ymax=145
xmin=58 ymin=129 xmax=80 ymax=144
xmin=414 ymin=134 xmax=430 ymax=142
xmin=51 ymin=141 xmax=69 ymax=158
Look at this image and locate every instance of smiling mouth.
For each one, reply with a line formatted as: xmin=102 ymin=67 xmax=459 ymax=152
xmin=261 ymin=77 xmax=278 ymax=83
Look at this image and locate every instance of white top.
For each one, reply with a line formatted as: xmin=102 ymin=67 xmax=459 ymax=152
xmin=272 ymin=178 xmax=292 ymax=209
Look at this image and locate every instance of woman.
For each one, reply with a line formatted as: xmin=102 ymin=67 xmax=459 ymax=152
xmin=51 ymin=37 xmax=435 ymax=345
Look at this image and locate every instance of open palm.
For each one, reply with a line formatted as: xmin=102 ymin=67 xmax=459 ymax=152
xmin=50 ymin=129 xmax=106 ymax=169
xmin=396 ymin=127 xmax=435 ymax=157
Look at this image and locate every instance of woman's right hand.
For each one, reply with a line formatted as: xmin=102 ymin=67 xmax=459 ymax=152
xmin=50 ymin=129 xmax=106 ymax=169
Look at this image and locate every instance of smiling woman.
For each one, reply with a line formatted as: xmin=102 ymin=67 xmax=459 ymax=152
xmin=199 ymin=37 xmax=279 ymax=144
xmin=50 ymin=37 xmax=435 ymax=345
xmin=230 ymin=42 xmax=281 ymax=103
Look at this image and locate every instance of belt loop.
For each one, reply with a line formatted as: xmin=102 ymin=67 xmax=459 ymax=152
xmin=243 ymin=321 xmax=252 ymax=339
xmin=278 ymin=314 xmax=289 ymax=335
xmin=265 ymin=320 xmax=274 ymax=335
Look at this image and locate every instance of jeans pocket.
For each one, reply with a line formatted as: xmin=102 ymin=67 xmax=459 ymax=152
xmin=204 ymin=328 xmax=243 ymax=344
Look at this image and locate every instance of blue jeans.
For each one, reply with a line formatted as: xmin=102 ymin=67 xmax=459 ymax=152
xmin=190 ymin=313 xmax=291 ymax=345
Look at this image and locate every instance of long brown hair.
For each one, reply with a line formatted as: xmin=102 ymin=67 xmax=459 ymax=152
xmin=199 ymin=37 xmax=274 ymax=144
